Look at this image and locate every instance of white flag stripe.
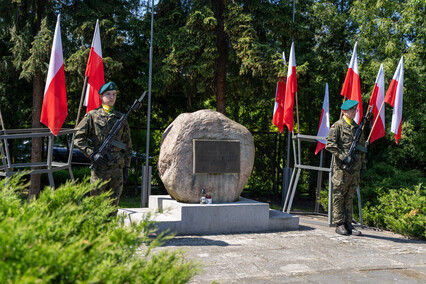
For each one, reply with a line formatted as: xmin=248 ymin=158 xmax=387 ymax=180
xmin=391 ymin=57 xmax=403 ymax=135
xmin=287 ymin=42 xmax=296 ymax=74
xmin=349 ymin=42 xmax=359 ymax=75
xmin=316 ymin=83 xmax=330 ymax=144
xmin=376 ymin=64 xmax=385 ymax=129
xmin=273 ymin=81 xmax=279 ymax=116
xmin=44 ymin=14 xmax=63 ymax=95
xmin=391 ymin=57 xmax=403 ymax=80
xmin=92 ymin=20 xmax=102 ymax=57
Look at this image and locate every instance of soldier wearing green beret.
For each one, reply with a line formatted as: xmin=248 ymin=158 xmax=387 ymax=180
xmin=74 ymin=82 xmax=132 ymax=211
xmin=326 ymin=100 xmax=367 ymax=236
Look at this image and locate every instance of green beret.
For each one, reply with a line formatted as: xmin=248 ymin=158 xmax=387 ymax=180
xmin=341 ymin=100 xmax=358 ymax=110
xmin=99 ymin=82 xmax=117 ymax=95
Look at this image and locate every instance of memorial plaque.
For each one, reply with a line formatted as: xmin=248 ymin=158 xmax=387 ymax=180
xmin=193 ymin=139 xmax=240 ymax=173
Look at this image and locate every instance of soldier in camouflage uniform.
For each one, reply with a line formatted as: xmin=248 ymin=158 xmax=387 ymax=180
xmin=74 ymin=82 xmax=132 ymax=209
xmin=326 ymin=100 xmax=366 ymax=236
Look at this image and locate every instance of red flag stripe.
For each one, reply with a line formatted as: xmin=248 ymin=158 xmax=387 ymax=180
xmin=40 ymin=15 xmax=67 ymax=136
xmin=283 ymin=42 xmax=297 ymax=132
xmin=272 ymin=78 xmax=286 ymax=133
xmin=389 ymin=57 xmax=404 ymax=144
xmin=315 ymin=142 xmax=325 ymax=155
xmin=368 ymin=64 xmax=386 ymax=143
xmin=340 ymin=42 xmax=362 ymax=123
xmin=395 ymin=120 xmax=402 ymax=144
xmin=84 ymin=20 xmax=104 ymax=113
xmin=283 ymin=68 xmax=296 ymax=132
xmin=384 ymin=57 xmax=403 ymax=108
xmin=41 ymin=65 xmax=68 ymax=135
xmin=384 ymin=79 xmax=397 ymax=107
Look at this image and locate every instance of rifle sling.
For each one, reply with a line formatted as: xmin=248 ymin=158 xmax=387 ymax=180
xmin=356 ymin=143 xmax=368 ymax=153
xmin=110 ymin=139 xmax=127 ymax=150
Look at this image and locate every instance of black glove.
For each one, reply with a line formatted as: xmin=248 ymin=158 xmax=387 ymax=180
xmin=342 ymin=156 xmax=354 ymax=167
xmin=123 ymin=167 xmax=129 ymax=185
xmin=90 ymin=153 xmax=108 ymax=167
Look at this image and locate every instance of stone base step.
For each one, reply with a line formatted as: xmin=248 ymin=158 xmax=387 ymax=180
xmin=118 ymin=195 xmax=299 ymax=235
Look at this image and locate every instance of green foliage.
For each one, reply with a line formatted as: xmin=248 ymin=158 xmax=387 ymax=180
xmin=1 ymin=0 xmax=425 ymax=240
xmin=362 ymin=183 xmax=425 ymax=240
xmin=0 ymin=174 xmax=198 ymax=283
xmin=360 ymin=162 xmax=425 ymax=206
xmin=19 ymin=17 xmax=52 ymax=81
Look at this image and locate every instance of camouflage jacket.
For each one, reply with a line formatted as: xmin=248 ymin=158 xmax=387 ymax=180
xmin=325 ymin=117 xmax=367 ymax=171
xmin=74 ymin=107 xmax=132 ymax=168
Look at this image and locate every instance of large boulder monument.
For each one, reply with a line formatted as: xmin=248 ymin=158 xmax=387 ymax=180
xmin=157 ymin=109 xmax=255 ymax=203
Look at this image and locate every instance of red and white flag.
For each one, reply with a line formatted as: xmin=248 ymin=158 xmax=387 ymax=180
xmin=341 ymin=42 xmax=363 ymax=123
xmin=283 ymin=42 xmax=297 ymax=132
xmin=384 ymin=57 xmax=404 ymax=144
xmin=40 ymin=14 xmax=67 ymax=136
xmin=315 ymin=83 xmax=330 ymax=155
xmin=272 ymin=78 xmax=286 ymax=133
xmin=368 ymin=64 xmax=385 ymax=143
xmin=84 ymin=19 xmax=104 ymax=113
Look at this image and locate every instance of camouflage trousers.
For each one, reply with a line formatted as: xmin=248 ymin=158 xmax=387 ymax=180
xmin=90 ymin=166 xmax=124 ymax=207
xmin=331 ymin=167 xmax=360 ymax=225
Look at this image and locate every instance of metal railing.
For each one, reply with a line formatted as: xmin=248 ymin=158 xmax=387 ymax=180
xmin=282 ymin=133 xmax=363 ymax=226
xmin=0 ymin=128 xmax=76 ymax=188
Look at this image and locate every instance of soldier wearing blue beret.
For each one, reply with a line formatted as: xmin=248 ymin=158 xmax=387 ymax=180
xmin=325 ymin=100 xmax=367 ymax=236
xmin=74 ymin=82 xmax=132 ymax=212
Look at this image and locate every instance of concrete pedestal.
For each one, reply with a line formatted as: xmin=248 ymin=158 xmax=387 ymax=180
xmin=118 ymin=195 xmax=299 ymax=235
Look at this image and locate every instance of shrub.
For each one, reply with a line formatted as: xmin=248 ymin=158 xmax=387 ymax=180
xmin=0 ymin=174 xmax=198 ymax=283
xmin=362 ymin=183 xmax=425 ymax=240
xmin=360 ymin=162 xmax=425 ymax=207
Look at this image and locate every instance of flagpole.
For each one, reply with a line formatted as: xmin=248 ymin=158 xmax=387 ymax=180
xmin=75 ymin=76 xmax=88 ymax=127
xmin=0 ymin=109 xmax=11 ymax=167
xmin=141 ymin=0 xmax=154 ymax=207
xmin=0 ymin=109 xmax=5 ymax=130
xmin=280 ymin=52 xmax=292 ymax=208
xmin=366 ymin=100 xmax=385 ymax=143
xmin=295 ymin=91 xmax=300 ymax=133
xmin=281 ymin=0 xmax=296 ymax=208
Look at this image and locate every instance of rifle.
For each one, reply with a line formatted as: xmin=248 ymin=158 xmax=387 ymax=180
xmin=340 ymin=105 xmax=373 ymax=173
xmin=90 ymin=91 xmax=147 ymax=170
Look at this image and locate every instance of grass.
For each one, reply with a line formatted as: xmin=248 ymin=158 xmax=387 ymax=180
xmin=119 ymin=195 xmax=141 ymax=208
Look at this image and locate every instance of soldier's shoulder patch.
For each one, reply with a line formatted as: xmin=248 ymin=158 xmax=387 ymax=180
xmin=331 ymin=124 xmax=335 ymax=128
xmin=84 ymin=113 xmax=88 ymax=117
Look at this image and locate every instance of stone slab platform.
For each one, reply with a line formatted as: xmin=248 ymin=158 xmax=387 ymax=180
xmin=118 ymin=195 xmax=299 ymax=235
xmin=154 ymin=215 xmax=426 ymax=283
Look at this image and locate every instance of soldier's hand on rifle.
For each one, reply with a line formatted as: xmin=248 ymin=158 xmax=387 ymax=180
xmin=123 ymin=167 xmax=129 ymax=185
xmin=342 ymin=156 xmax=354 ymax=167
xmin=91 ymin=153 xmax=108 ymax=167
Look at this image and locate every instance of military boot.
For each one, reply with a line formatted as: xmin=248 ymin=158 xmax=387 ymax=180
xmin=345 ymin=222 xmax=361 ymax=236
xmin=335 ymin=224 xmax=349 ymax=235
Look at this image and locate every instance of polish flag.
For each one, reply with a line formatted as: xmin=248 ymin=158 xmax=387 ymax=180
xmin=272 ymin=78 xmax=286 ymax=133
xmin=84 ymin=19 xmax=104 ymax=113
xmin=384 ymin=57 xmax=404 ymax=144
xmin=40 ymin=14 xmax=67 ymax=136
xmin=283 ymin=42 xmax=297 ymax=132
xmin=368 ymin=64 xmax=385 ymax=143
xmin=341 ymin=42 xmax=362 ymax=123
xmin=315 ymin=83 xmax=330 ymax=155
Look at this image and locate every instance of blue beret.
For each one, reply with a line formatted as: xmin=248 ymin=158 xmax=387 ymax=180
xmin=99 ymin=82 xmax=117 ymax=95
xmin=341 ymin=100 xmax=358 ymax=110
